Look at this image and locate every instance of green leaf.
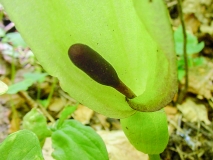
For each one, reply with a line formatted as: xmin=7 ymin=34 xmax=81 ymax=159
xmin=2 ymin=32 xmax=28 ymax=48
xmin=6 ymin=72 xmax=47 ymax=94
xmin=0 ymin=80 xmax=8 ymax=95
xmin=57 ymin=105 xmax=77 ymax=128
xmin=23 ymin=108 xmax=51 ymax=145
xmin=38 ymin=99 xmax=49 ymax=108
xmin=178 ymin=69 xmax=185 ymax=81
xmin=193 ymin=57 xmax=205 ymax=66
xmin=52 ymin=120 xmax=108 ymax=160
xmin=0 ymin=130 xmax=44 ymax=160
xmin=121 ymin=110 xmax=169 ymax=154
xmin=6 ymin=79 xmax=34 ymax=94
xmin=23 ymin=72 xmax=48 ymax=83
xmin=0 ymin=27 xmax=5 ymax=37
xmin=1 ymin=0 xmax=177 ymax=117
xmin=174 ymin=26 xmax=205 ymax=55
xmin=149 ymin=154 xmax=161 ymax=160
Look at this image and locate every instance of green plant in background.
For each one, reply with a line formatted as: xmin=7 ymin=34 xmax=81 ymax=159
xmin=6 ymin=72 xmax=48 ymax=94
xmin=0 ymin=81 xmax=44 ymax=159
xmin=50 ymin=106 xmax=108 ymax=160
xmin=22 ymin=106 xmax=109 ymax=160
xmin=0 ymin=106 xmax=109 ymax=160
xmin=0 ymin=130 xmax=44 ymax=160
xmin=0 ymin=0 xmax=178 ymax=159
xmin=5 ymin=72 xmax=55 ymax=108
xmin=0 ymin=30 xmax=29 ymax=83
xmin=174 ymin=26 xmax=205 ymax=81
xmin=2 ymin=32 xmax=28 ymax=48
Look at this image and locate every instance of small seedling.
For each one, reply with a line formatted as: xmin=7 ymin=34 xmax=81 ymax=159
xmin=174 ymin=26 xmax=205 ymax=80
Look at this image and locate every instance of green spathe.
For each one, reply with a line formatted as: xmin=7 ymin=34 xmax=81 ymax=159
xmin=0 ymin=0 xmax=177 ymax=118
xmin=128 ymin=0 xmax=177 ymax=111
xmin=120 ymin=110 xmax=169 ymax=154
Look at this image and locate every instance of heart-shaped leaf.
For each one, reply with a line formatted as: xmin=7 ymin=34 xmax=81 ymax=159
xmin=52 ymin=120 xmax=108 ymax=160
xmin=23 ymin=108 xmax=51 ymax=145
xmin=0 ymin=130 xmax=44 ymax=160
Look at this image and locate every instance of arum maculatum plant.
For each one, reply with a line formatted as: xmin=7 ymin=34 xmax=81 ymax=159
xmin=1 ymin=0 xmax=177 ymax=159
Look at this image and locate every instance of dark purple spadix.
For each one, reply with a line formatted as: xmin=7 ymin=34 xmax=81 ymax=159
xmin=68 ymin=43 xmax=136 ymax=99
xmin=68 ymin=43 xmax=120 ymax=87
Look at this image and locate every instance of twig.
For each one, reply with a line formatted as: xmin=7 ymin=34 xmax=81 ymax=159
xmin=183 ymin=121 xmax=213 ymax=140
xmin=4 ymin=22 xmax=15 ymax=32
xmin=19 ymin=91 xmax=55 ymax=123
xmin=201 ymin=121 xmax=213 ymax=135
xmin=175 ymin=144 xmax=185 ymax=160
xmin=177 ymin=0 xmax=188 ymax=103
xmin=167 ymin=1 xmax=177 ymax=7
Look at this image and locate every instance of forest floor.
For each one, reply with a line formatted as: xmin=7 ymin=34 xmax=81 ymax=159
xmin=0 ymin=0 xmax=213 ymax=160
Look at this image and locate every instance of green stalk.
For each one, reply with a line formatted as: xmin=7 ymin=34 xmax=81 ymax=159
xmin=36 ymin=82 xmax=41 ymax=100
xmin=148 ymin=154 xmax=161 ymax=160
xmin=177 ymin=0 xmax=188 ymax=103
xmin=45 ymin=77 xmax=57 ymax=108
xmin=10 ymin=52 xmax=16 ymax=84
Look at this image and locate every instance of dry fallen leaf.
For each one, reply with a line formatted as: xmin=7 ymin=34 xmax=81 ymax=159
xmin=184 ymin=14 xmax=201 ymax=33
xmin=97 ymin=130 xmax=148 ymax=160
xmin=96 ymin=113 xmax=110 ymax=130
xmin=0 ymin=105 xmax=10 ymax=142
xmin=42 ymin=138 xmax=54 ymax=160
xmin=187 ymin=63 xmax=213 ymax=99
xmin=9 ymin=106 xmax=21 ymax=133
xmin=183 ymin=0 xmax=213 ymax=34
xmin=48 ymin=97 xmax=67 ymax=113
xmin=165 ymin=105 xmax=178 ymax=117
xmin=177 ymin=98 xmax=210 ymax=125
xmin=165 ymin=105 xmax=179 ymax=134
xmin=72 ymin=104 xmax=94 ymax=124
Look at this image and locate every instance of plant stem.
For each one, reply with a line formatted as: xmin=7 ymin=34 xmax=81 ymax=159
xmin=36 ymin=82 xmax=41 ymax=100
xmin=11 ymin=52 xmax=16 ymax=84
xmin=19 ymin=91 xmax=55 ymax=123
xmin=114 ymin=80 xmax=136 ymax=99
xmin=45 ymin=77 xmax=57 ymax=108
xmin=177 ymin=0 xmax=188 ymax=103
xmin=148 ymin=154 xmax=161 ymax=160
